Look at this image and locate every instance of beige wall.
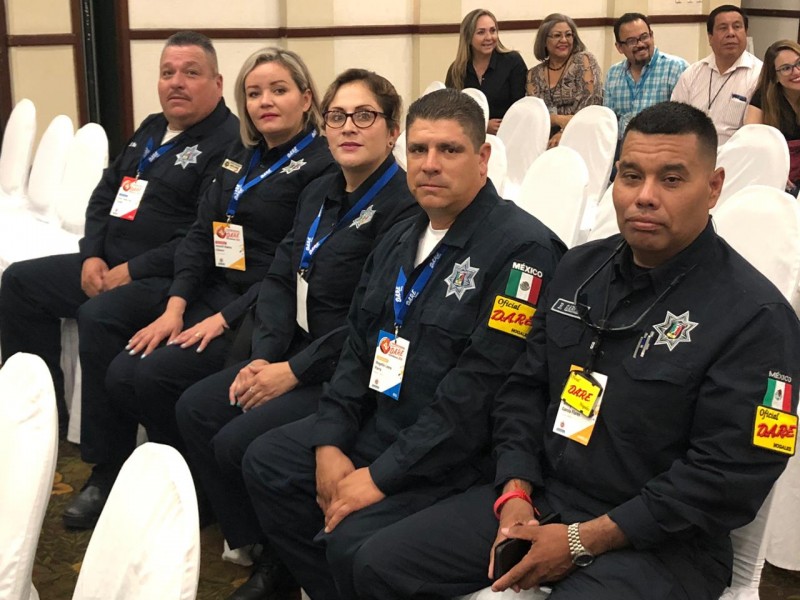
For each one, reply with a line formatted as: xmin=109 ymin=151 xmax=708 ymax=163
xmin=6 ymin=0 xmax=71 ymax=34
xmin=743 ymin=0 xmax=800 ymax=60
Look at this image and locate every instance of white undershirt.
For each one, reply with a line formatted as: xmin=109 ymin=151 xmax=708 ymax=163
xmin=161 ymin=127 xmax=183 ymax=144
xmin=414 ymin=222 xmax=449 ymax=267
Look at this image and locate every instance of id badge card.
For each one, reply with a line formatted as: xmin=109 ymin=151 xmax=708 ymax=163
xmin=212 ymin=221 xmax=246 ymax=271
xmin=296 ymin=272 xmax=309 ymax=333
xmin=110 ymin=176 xmax=148 ymax=220
xmin=553 ymin=366 xmax=608 ymax=446
xmin=368 ymin=330 xmax=410 ymax=400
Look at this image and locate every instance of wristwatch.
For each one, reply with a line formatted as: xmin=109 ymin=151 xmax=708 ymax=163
xmin=567 ymin=522 xmax=594 ymax=567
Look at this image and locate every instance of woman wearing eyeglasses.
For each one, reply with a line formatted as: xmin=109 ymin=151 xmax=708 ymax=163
xmin=745 ymin=39 xmax=800 ymax=196
xmin=174 ymin=68 xmax=420 ymax=599
xmin=445 ymin=8 xmax=527 ymax=134
xmin=526 ymin=13 xmax=603 ymax=147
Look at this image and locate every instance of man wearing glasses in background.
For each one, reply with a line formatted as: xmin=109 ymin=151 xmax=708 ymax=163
xmin=604 ymin=13 xmax=687 ymax=142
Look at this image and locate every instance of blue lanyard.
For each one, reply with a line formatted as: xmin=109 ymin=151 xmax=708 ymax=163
xmin=625 ymin=58 xmax=654 ymax=103
xmin=393 ymin=245 xmax=448 ymax=334
xmin=137 ymin=137 xmax=178 ymax=177
xmin=299 ymin=162 xmax=399 ymax=272
xmin=226 ymin=130 xmax=317 ymax=223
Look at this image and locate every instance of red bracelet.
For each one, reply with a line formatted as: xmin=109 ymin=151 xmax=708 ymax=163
xmin=493 ymin=489 xmax=533 ymax=519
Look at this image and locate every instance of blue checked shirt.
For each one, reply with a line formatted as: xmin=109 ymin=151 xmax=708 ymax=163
xmin=604 ymin=48 xmax=688 ymax=138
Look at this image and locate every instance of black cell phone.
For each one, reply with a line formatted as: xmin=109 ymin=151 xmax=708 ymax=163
xmin=493 ymin=512 xmax=560 ymax=580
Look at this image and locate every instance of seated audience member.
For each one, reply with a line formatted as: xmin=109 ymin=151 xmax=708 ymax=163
xmin=672 ymin=5 xmax=762 ymax=144
xmin=604 ymin=13 xmax=687 ymax=138
xmin=239 ymin=88 xmax=566 ymax=600
xmin=346 ymin=102 xmax=800 ymax=600
xmin=526 ymin=13 xmax=603 ymax=147
xmin=445 ymin=8 xmax=527 ymax=134
xmin=0 ymin=31 xmax=238 ymax=477
xmin=64 ymin=46 xmax=335 ymax=528
xmin=745 ymin=39 xmax=800 ymax=196
xmin=175 ymin=69 xmax=422 ymax=599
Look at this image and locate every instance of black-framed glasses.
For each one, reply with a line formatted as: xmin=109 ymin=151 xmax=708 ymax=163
xmin=777 ymin=59 xmax=800 ymax=77
xmin=323 ymin=110 xmax=386 ymax=129
xmin=621 ymin=31 xmax=651 ymax=48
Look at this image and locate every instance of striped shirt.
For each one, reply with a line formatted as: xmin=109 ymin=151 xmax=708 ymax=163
xmin=604 ymin=48 xmax=688 ymax=138
xmin=671 ymin=51 xmax=763 ymax=145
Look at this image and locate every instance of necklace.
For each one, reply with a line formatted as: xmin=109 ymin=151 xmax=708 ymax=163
xmin=547 ymin=58 xmax=567 ymax=71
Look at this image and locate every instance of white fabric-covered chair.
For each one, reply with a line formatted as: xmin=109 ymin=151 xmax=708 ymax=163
xmin=422 ymin=81 xmax=446 ymax=96
xmin=56 ymin=122 xmax=108 ymax=235
xmin=714 ymin=124 xmax=789 ymax=213
xmin=457 ymin=588 xmax=550 ymax=600
xmin=486 ymin=134 xmax=507 ymax=197
xmin=496 ymin=97 xmax=550 ymax=201
xmin=585 ymin=184 xmax=618 ymax=242
xmin=392 ymin=130 xmax=407 ymax=171
xmin=462 ymin=88 xmax=490 ymax=130
xmin=24 ymin=115 xmax=75 ymax=221
xmin=713 ymin=184 xmax=800 ymax=598
xmin=516 ymin=146 xmax=589 ymax=248
xmin=72 ymin=443 xmax=200 ymax=600
xmin=0 ymin=98 xmax=36 ymax=206
xmin=0 ymin=353 xmax=58 ymax=600
xmin=559 ymin=105 xmax=617 ymax=208
xmin=765 ymin=453 xmax=800 ymax=571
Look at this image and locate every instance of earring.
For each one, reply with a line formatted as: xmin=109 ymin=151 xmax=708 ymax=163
xmin=388 ymin=141 xmax=394 ymax=147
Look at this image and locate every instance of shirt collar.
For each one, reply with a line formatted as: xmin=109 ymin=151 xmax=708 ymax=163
xmin=703 ymin=50 xmax=756 ymax=74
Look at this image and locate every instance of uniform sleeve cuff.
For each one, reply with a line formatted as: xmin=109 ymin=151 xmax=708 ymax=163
xmin=607 ymin=496 xmax=667 ymax=550
xmin=494 ymin=451 xmax=543 ymax=489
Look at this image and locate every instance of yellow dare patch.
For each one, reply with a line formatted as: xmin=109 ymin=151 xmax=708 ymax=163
xmin=752 ymin=405 xmax=798 ymax=456
xmin=487 ymin=295 xmax=535 ymax=339
xmin=560 ymin=370 xmax=601 ymax=417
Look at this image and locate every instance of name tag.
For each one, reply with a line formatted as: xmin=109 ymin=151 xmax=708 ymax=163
xmin=368 ymin=330 xmax=410 ymax=400
xmin=212 ymin=221 xmax=246 ymax=271
xmin=752 ymin=406 xmax=797 ymax=456
xmin=110 ymin=176 xmax=148 ymax=220
xmin=553 ymin=366 xmax=608 ymax=446
xmin=296 ymin=272 xmax=309 ymax=333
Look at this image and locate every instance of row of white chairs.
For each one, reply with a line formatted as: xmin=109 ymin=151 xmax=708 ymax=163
xmin=0 ymin=353 xmax=200 ymax=600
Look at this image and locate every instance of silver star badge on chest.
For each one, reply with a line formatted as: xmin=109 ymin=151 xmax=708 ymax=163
xmin=174 ymin=144 xmax=202 ymax=169
xmin=444 ymin=258 xmax=479 ymax=300
xmin=350 ymin=205 xmax=376 ymax=229
xmin=652 ymin=310 xmax=698 ymax=351
xmin=280 ymin=158 xmax=306 ymax=174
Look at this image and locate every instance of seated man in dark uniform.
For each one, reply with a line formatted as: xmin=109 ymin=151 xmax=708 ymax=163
xmin=347 ymin=101 xmax=800 ymax=600
xmin=0 ymin=31 xmax=239 ymax=529
xmin=238 ymin=88 xmax=566 ymax=600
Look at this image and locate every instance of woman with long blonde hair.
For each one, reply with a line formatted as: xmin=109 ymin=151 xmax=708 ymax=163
xmin=445 ymin=8 xmax=527 ymax=134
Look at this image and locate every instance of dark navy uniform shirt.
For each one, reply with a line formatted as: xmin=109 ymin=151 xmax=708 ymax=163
xmin=311 ymin=181 xmax=566 ymax=495
xmin=250 ymin=154 xmax=421 ymax=384
xmin=493 ymin=221 xmax=800 ymax=586
xmin=78 ymin=99 xmax=239 ymax=279
xmin=168 ymin=127 xmax=335 ymax=314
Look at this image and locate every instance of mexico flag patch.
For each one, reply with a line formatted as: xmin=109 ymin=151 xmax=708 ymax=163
xmin=763 ymin=377 xmax=792 ymax=412
xmin=505 ymin=262 xmax=543 ymax=305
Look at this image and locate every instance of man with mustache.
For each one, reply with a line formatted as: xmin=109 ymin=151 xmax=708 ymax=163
xmin=671 ymin=5 xmax=762 ymax=144
xmin=0 ymin=31 xmax=238 ymax=529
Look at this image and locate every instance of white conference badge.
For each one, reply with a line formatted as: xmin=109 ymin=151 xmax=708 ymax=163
xmin=110 ymin=176 xmax=149 ymax=220
xmin=212 ymin=221 xmax=246 ymax=271
xmin=296 ymin=273 xmax=310 ymax=333
xmin=368 ymin=330 xmax=410 ymax=400
xmin=553 ymin=367 xmax=608 ymax=446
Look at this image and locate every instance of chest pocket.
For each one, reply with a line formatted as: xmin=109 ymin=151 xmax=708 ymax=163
xmin=547 ymin=317 xmax=584 ymax=349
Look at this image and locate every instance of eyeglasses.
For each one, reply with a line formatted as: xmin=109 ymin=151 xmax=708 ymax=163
xmin=547 ymin=32 xmax=574 ymax=41
xmin=776 ymin=59 xmax=800 ymax=77
xmin=323 ymin=110 xmax=386 ymax=129
xmin=620 ymin=32 xmax=651 ymax=47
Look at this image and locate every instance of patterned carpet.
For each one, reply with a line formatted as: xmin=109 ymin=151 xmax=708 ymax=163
xmin=33 ymin=439 xmax=800 ymax=599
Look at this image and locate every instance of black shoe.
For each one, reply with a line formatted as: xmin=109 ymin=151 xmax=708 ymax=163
xmin=227 ymin=551 xmax=298 ymax=600
xmin=62 ymin=483 xmax=110 ymax=529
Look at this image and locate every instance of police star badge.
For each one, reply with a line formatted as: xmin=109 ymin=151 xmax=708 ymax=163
xmin=280 ymin=158 xmax=306 ymax=174
xmin=652 ymin=310 xmax=698 ymax=351
xmin=174 ymin=144 xmax=202 ymax=169
xmin=444 ymin=258 xmax=479 ymax=300
xmin=350 ymin=205 xmax=376 ymax=229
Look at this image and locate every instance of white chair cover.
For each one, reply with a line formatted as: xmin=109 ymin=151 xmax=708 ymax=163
xmin=0 ymin=353 xmax=58 ymax=600
xmin=585 ymin=184 xmax=619 ymax=242
xmin=0 ymin=98 xmax=36 ymax=205
xmin=559 ymin=105 xmax=617 ymax=207
xmin=56 ymin=122 xmax=108 ymax=235
xmin=457 ymin=588 xmax=550 ymax=600
xmin=714 ymin=124 xmax=790 ymax=213
xmin=496 ymin=97 xmax=550 ymax=201
xmin=516 ymin=146 xmax=589 ymax=248
xmin=765 ymin=453 xmax=800 ymax=570
xmin=486 ymin=134 xmax=507 ymax=197
xmin=72 ymin=443 xmax=200 ymax=600
xmin=462 ymin=88 xmax=490 ymax=130
xmin=62 ymin=319 xmax=82 ymax=444
xmin=422 ymin=81 xmax=446 ymax=96
xmin=392 ymin=130 xmax=407 ymax=171
xmin=25 ymin=115 xmax=74 ymax=220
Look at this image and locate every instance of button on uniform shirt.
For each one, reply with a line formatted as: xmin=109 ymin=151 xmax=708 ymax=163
xmin=671 ymin=51 xmax=763 ymax=144
xmin=604 ymin=48 xmax=688 ymax=138
xmin=492 ymin=222 xmax=800 ymax=593
xmin=310 ymin=182 xmax=566 ymax=495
